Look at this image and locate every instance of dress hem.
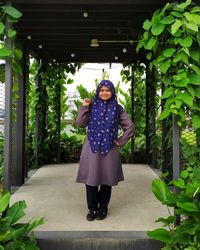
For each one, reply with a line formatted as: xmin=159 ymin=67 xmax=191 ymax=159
xmin=76 ymin=178 xmax=124 ymax=186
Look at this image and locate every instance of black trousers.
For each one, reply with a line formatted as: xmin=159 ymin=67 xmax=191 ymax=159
xmin=86 ymin=184 xmax=112 ymax=212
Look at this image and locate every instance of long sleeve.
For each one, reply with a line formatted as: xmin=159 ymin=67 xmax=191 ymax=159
xmin=117 ymin=106 xmax=134 ymax=147
xmin=76 ymin=106 xmax=89 ymax=128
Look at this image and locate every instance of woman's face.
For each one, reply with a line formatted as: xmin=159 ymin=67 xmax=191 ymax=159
xmin=99 ymin=85 xmax=112 ymax=101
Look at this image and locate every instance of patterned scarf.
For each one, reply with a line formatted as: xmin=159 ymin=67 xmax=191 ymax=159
xmin=88 ymin=80 xmax=119 ymax=156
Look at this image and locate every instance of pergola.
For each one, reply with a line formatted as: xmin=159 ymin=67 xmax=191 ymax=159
xmin=3 ymin=0 xmax=184 ymax=191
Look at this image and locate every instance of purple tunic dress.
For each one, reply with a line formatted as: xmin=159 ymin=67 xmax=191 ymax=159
xmin=76 ymin=104 xmax=134 ymax=186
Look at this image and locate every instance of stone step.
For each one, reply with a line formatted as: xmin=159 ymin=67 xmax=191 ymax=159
xmin=35 ymin=231 xmax=164 ymax=250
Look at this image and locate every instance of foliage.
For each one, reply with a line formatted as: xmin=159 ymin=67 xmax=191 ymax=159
xmin=0 ymin=191 xmax=45 ymax=249
xmin=120 ymin=63 xmax=148 ymax=163
xmin=26 ymin=59 xmax=81 ymax=168
xmin=137 ymin=0 xmax=200 ymax=130
xmin=0 ymin=5 xmax=23 ymax=185
xmin=0 ymin=5 xmax=23 ymax=122
xmin=60 ymin=133 xmax=84 ymax=163
xmin=70 ymin=83 xmax=96 ymax=135
xmin=180 ymin=137 xmax=200 ymax=169
xmin=148 ymin=166 xmax=200 ymax=249
xmin=137 ymin=0 xmax=200 ymax=248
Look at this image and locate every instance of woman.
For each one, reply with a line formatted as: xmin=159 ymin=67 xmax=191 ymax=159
xmin=76 ymin=79 xmax=134 ymax=221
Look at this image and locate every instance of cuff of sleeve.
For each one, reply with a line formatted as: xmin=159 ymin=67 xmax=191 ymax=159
xmin=79 ymin=105 xmax=89 ymax=111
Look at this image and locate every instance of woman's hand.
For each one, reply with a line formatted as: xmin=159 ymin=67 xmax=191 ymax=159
xmin=82 ymin=98 xmax=91 ymax=106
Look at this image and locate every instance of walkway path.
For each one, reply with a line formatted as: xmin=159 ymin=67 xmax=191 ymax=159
xmin=11 ymin=164 xmax=169 ymax=231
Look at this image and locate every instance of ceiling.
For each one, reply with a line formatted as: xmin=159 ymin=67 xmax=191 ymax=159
xmin=10 ymin=0 xmax=197 ymax=63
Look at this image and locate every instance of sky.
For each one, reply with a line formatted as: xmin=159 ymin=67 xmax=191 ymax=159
xmin=66 ymin=63 xmax=130 ymax=93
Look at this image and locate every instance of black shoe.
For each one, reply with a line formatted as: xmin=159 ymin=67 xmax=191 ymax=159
xmin=86 ymin=209 xmax=96 ymax=221
xmin=96 ymin=210 xmax=107 ymax=220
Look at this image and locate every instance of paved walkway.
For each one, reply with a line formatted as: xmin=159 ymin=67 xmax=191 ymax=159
xmin=11 ymin=164 xmax=169 ymax=231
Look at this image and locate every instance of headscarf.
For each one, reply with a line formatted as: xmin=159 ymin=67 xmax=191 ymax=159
xmin=88 ymin=80 xmax=119 ymax=156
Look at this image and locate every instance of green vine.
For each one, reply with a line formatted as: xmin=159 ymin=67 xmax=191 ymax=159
xmin=137 ymin=0 xmax=200 ymax=130
xmin=0 ymin=5 xmax=22 ymax=186
xmin=27 ymin=60 xmax=81 ymax=168
xmin=0 ymin=5 xmax=23 ymax=119
xmin=137 ymin=0 xmax=200 ymax=248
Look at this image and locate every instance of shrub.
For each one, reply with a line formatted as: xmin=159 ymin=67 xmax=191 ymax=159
xmin=0 ymin=192 xmax=45 ymax=249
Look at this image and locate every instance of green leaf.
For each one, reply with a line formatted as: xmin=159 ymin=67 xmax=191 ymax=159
xmin=173 ymin=178 xmax=185 ymax=188
xmin=163 ymin=48 xmax=176 ymax=57
xmin=183 ymin=48 xmax=190 ymax=57
xmin=146 ymin=37 xmax=157 ymax=50
xmin=180 ymin=36 xmax=193 ymax=47
xmin=195 ymin=87 xmax=200 ymax=98
xmin=6 ymin=200 xmax=26 ymax=224
xmin=180 ymin=170 xmax=189 ymax=179
xmin=187 ymin=85 xmax=195 ymax=97
xmin=159 ymin=59 xmax=171 ymax=74
xmin=143 ymin=19 xmax=152 ymax=30
xmin=190 ymin=51 xmax=199 ymax=63
xmin=136 ymin=39 xmax=144 ymax=53
xmin=0 ymin=192 xmax=10 ymax=213
xmin=146 ymin=52 xmax=152 ymax=60
xmin=171 ymin=12 xmax=183 ymax=18
xmin=190 ymin=65 xmax=200 ymax=75
xmin=0 ymin=47 xmax=12 ymax=57
xmin=161 ymin=87 xmax=173 ymax=99
xmin=185 ymin=22 xmax=198 ymax=32
xmin=173 ymin=71 xmax=187 ymax=81
xmin=176 ymin=201 xmax=199 ymax=212
xmin=188 ymin=73 xmax=200 ymax=85
xmin=13 ymin=49 xmax=23 ymax=60
xmin=28 ymin=217 xmax=45 ymax=232
xmin=175 ymin=99 xmax=182 ymax=109
xmin=174 ymin=37 xmax=182 ymax=45
xmin=151 ymin=179 xmax=176 ymax=205
xmin=8 ymin=29 xmax=16 ymax=38
xmin=12 ymin=59 xmax=22 ymax=74
xmin=7 ymin=16 xmax=19 ymax=23
xmin=0 ymin=22 xmax=5 ymax=34
xmin=173 ymin=51 xmax=189 ymax=65
xmin=147 ymin=228 xmax=172 ymax=243
xmin=156 ymin=54 xmax=166 ymax=62
xmin=2 ymin=5 xmax=22 ymax=19
xmin=176 ymin=91 xmax=193 ymax=106
xmin=12 ymin=224 xmax=28 ymax=240
xmin=160 ymin=15 xmax=174 ymax=24
xmin=184 ymin=12 xmax=200 ymax=25
xmin=151 ymin=23 xmax=165 ymax=36
xmin=155 ymin=216 xmax=175 ymax=226
xmin=161 ymin=3 xmax=172 ymax=16
xmin=159 ymin=108 xmax=171 ymax=120
xmin=143 ymin=31 xmax=148 ymax=39
xmin=171 ymin=20 xmax=182 ymax=34
xmin=174 ymin=78 xmax=190 ymax=87
xmin=192 ymin=114 xmax=200 ymax=129
xmin=176 ymin=0 xmax=191 ymax=11
xmin=191 ymin=6 xmax=200 ymax=13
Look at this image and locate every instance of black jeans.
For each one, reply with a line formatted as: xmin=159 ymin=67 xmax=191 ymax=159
xmin=86 ymin=184 xmax=112 ymax=213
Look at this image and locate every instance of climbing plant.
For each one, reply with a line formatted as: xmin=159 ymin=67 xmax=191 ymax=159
xmin=26 ymin=59 xmax=81 ymax=168
xmin=0 ymin=5 xmax=23 ymax=120
xmin=137 ymin=0 xmax=200 ymax=129
xmin=137 ymin=0 xmax=200 ymax=248
xmin=0 ymin=5 xmax=22 ymax=184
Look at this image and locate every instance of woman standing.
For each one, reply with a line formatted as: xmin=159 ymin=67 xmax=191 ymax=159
xmin=76 ymin=80 xmax=134 ymax=221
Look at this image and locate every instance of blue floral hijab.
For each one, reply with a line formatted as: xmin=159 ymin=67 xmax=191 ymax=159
xmin=88 ymin=80 xmax=119 ymax=156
